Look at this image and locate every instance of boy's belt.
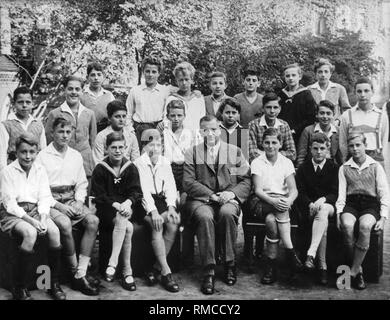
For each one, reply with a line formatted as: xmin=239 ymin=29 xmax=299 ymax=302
xmin=50 ymin=185 xmax=75 ymax=193
xmin=133 ymin=120 xmax=162 ymax=126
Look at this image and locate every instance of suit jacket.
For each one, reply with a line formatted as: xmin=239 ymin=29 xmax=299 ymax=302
xmin=183 ymin=141 xmax=251 ymax=221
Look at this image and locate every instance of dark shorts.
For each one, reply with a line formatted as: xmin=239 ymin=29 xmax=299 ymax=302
xmin=342 ymin=195 xmax=381 ymax=221
xmin=245 ymin=194 xmax=285 ymax=222
xmin=0 ymin=202 xmax=39 ymax=236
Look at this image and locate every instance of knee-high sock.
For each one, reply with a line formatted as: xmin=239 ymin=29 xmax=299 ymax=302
xmin=152 ymin=234 xmax=171 ymax=276
xmin=75 ymin=255 xmax=91 ymax=279
xmin=307 ymin=213 xmax=328 ymax=258
xmin=316 ymin=231 xmax=328 ymax=270
xmin=351 ymin=233 xmax=371 ymax=276
xmin=265 ymin=236 xmax=279 ymax=260
xmin=342 ymin=228 xmax=355 ymax=266
xmin=121 ymin=221 xmax=133 ymax=277
xmin=108 ymin=216 xmax=127 ymax=268
xmin=163 ymin=225 xmax=177 ymax=257
xmin=276 ymin=218 xmax=293 ymax=249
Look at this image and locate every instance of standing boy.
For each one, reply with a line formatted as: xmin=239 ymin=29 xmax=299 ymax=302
xmin=296 ymin=133 xmax=339 ymax=285
xmin=126 ymin=56 xmax=171 ymax=147
xmin=0 ymin=87 xmax=46 ymax=172
xmin=37 ymin=117 xmax=100 ymax=296
xmin=204 ymin=71 xmax=231 ymax=119
xmin=339 ymin=77 xmax=388 ymax=167
xmin=93 ymin=100 xmax=139 ymax=164
xmin=297 ymin=100 xmax=340 ymax=167
xmin=248 ymin=92 xmax=295 ymax=163
xmin=234 ymin=67 xmax=263 ymax=128
xmin=278 ymin=63 xmax=317 ymax=146
xmin=80 ymin=62 xmax=115 ymax=133
xmin=336 ymin=130 xmax=389 ymax=290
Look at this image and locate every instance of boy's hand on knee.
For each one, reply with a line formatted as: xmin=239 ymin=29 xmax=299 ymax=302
xmin=74 ymin=201 xmax=84 ymax=216
xmin=167 ymin=206 xmax=180 ymax=225
xmin=150 ymin=210 xmax=163 ymax=231
xmin=374 ymin=218 xmax=386 ymax=231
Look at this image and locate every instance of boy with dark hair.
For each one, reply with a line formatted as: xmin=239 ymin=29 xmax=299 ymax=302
xmin=218 ymin=97 xmax=249 ymax=160
xmin=297 ymin=100 xmax=340 ymax=167
xmin=81 ymin=61 xmax=115 ymax=133
xmin=339 ymin=77 xmax=388 ymax=167
xmin=278 ymin=63 xmax=317 ymax=146
xmin=204 ymin=71 xmax=231 ymax=119
xmin=234 ymin=67 xmax=263 ymax=128
xmin=91 ymin=132 xmax=143 ymax=291
xmin=0 ymin=133 xmax=65 ymax=300
xmin=296 ymin=132 xmax=339 ymax=285
xmin=248 ymin=127 xmax=302 ymax=284
xmin=0 ymin=86 xmax=46 ymax=172
xmin=248 ymin=92 xmax=295 ymax=163
xmin=37 ymin=117 xmax=100 ymax=296
xmin=93 ymin=99 xmax=139 ymax=164
xmin=336 ymin=130 xmax=389 ymax=290
xmin=126 ymin=56 xmax=172 ymax=148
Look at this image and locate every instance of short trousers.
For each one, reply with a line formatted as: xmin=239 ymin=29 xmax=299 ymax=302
xmin=0 ymin=202 xmax=39 ymax=236
xmin=341 ymin=194 xmax=381 ymax=221
xmin=245 ymin=194 xmax=286 ymax=222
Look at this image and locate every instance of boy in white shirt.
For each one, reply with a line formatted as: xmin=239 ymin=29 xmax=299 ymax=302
xmin=248 ymin=127 xmax=302 ymax=284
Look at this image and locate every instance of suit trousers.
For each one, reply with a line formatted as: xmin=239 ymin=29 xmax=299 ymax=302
xmin=191 ymin=201 xmax=240 ymax=268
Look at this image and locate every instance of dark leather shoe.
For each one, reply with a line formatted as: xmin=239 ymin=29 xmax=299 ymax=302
xmin=13 ymin=287 xmax=33 ymax=300
xmin=286 ymin=249 xmax=303 ymax=272
xmin=318 ymin=269 xmax=328 ymax=286
xmin=201 ymin=275 xmax=215 ymax=295
xmin=121 ymin=276 xmax=136 ymax=291
xmin=145 ymin=270 xmax=158 ymax=286
xmin=351 ymin=272 xmax=366 ymax=290
xmin=304 ymin=255 xmax=315 ymax=271
xmin=224 ymin=265 xmax=237 ymax=286
xmin=72 ymin=276 xmax=99 ymax=296
xmin=261 ymin=258 xmax=277 ymax=285
xmin=49 ymin=282 xmax=66 ymax=300
xmin=87 ymin=274 xmax=101 ymax=287
xmin=161 ymin=273 xmax=179 ymax=293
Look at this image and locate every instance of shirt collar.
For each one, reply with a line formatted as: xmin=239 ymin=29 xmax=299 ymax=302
xmin=312 ymin=158 xmax=326 ymax=170
xmin=205 ymin=140 xmax=221 ymax=153
xmin=211 ymin=93 xmax=226 ymax=102
xmin=310 ymin=81 xmax=337 ymax=91
xmin=45 ymin=142 xmax=69 ymax=157
xmin=259 ymin=115 xmax=282 ymax=128
xmin=220 ymin=122 xmax=241 ymax=131
xmin=10 ymin=159 xmax=38 ymax=174
xmin=141 ymin=152 xmax=163 ymax=169
xmin=314 ymin=122 xmax=337 ymax=134
xmin=140 ymin=83 xmax=162 ymax=91
xmin=258 ymin=152 xmax=281 ymax=165
xmin=344 ymin=155 xmax=376 ymax=171
xmin=8 ymin=113 xmax=36 ymax=125
xmin=354 ymin=103 xmax=381 ymax=113
xmin=60 ymin=101 xmax=87 ymax=118
xmin=83 ymin=86 xmax=109 ymax=97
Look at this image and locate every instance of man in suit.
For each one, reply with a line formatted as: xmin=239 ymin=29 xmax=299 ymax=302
xmin=183 ymin=115 xmax=251 ymax=295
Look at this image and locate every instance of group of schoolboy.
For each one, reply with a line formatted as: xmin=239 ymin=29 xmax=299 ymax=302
xmin=0 ymin=55 xmax=389 ymax=300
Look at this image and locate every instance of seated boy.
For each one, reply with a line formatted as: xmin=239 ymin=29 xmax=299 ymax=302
xmin=297 ymin=100 xmax=341 ymax=167
xmin=234 ymin=67 xmax=263 ymax=128
xmin=156 ymin=99 xmax=196 ymax=196
xmin=134 ymin=129 xmax=181 ymax=293
xmin=183 ymin=115 xmax=251 ymax=295
xmin=336 ymin=130 xmax=389 ymax=290
xmin=0 ymin=87 xmax=46 ymax=172
xmin=93 ymin=100 xmax=139 ymax=164
xmin=295 ymin=132 xmax=339 ymax=285
xmin=248 ymin=92 xmax=295 ymax=163
xmin=0 ymin=133 xmax=65 ymax=300
xmin=165 ymin=62 xmax=206 ymax=133
xmin=91 ymin=132 xmax=143 ymax=291
xmin=218 ymin=97 xmax=249 ymax=160
xmin=204 ymin=71 xmax=231 ymax=119
xmin=278 ymin=63 xmax=317 ymax=146
xmin=80 ymin=62 xmax=115 ymax=133
xmin=36 ymin=117 xmax=100 ymax=296
xmin=247 ymin=127 xmax=302 ymax=284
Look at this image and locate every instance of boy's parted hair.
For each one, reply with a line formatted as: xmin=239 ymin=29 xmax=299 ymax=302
xmin=262 ymin=127 xmax=282 ymax=142
xmin=173 ymin=62 xmax=196 ymax=80
xmin=15 ymin=132 xmax=38 ymax=150
xmin=313 ymin=58 xmax=335 ymax=73
xmin=209 ymin=71 xmax=226 ymax=83
xmin=310 ymin=132 xmax=330 ymax=146
xmin=262 ymin=92 xmax=280 ymax=106
xmin=317 ymin=100 xmax=335 ymax=114
xmin=107 ymin=99 xmax=127 ymax=118
xmin=347 ymin=129 xmax=367 ymax=144
xmin=142 ymin=56 xmax=163 ymax=73
xmin=62 ymin=75 xmax=84 ymax=88
xmin=199 ymin=114 xmax=218 ymax=126
xmin=354 ymin=77 xmax=374 ymax=90
xmin=13 ymin=86 xmax=33 ymax=101
xmin=166 ymin=99 xmax=186 ymax=115
xmin=242 ymin=67 xmax=259 ymax=80
xmin=283 ymin=63 xmax=303 ymax=76
xmin=218 ymin=97 xmax=241 ymax=114
xmin=52 ymin=116 xmax=73 ymax=131
xmin=87 ymin=62 xmax=104 ymax=76
xmin=106 ymin=131 xmax=126 ymax=148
